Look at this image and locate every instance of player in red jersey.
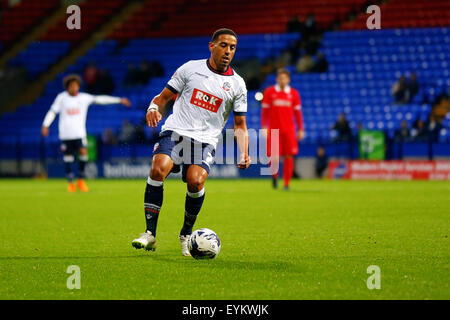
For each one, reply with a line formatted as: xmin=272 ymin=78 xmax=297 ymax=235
xmin=261 ymin=68 xmax=304 ymax=190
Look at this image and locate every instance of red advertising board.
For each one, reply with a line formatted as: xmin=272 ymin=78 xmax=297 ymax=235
xmin=328 ymin=160 xmax=450 ymax=180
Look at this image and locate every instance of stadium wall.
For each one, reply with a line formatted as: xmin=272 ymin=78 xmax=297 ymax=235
xmin=328 ymin=160 xmax=450 ymax=180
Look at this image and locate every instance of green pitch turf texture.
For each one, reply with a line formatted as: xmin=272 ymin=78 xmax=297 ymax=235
xmin=0 ymin=178 xmax=448 ymax=300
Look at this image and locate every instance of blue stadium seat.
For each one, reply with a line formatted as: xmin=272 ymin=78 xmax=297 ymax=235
xmin=1 ymin=28 xmax=449 ymax=159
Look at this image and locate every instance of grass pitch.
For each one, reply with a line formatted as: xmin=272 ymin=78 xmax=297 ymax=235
xmin=0 ymin=178 xmax=448 ymax=300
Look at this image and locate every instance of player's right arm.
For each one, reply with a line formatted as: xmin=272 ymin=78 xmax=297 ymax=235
xmin=146 ymin=87 xmax=176 ymax=127
xmin=147 ymin=62 xmax=189 ymax=127
xmin=260 ymin=87 xmax=271 ymax=138
xmin=293 ymin=89 xmax=305 ymax=141
xmin=41 ymin=93 xmax=63 ymax=137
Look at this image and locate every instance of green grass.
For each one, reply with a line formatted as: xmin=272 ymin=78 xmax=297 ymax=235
xmin=0 ymin=178 xmax=448 ymax=300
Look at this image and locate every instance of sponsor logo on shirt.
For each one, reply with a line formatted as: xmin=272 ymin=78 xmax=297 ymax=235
xmin=272 ymin=99 xmax=292 ymax=107
xmin=190 ymin=88 xmax=223 ymax=113
xmin=222 ymin=82 xmax=231 ymax=91
xmin=66 ymin=108 xmax=80 ymax=115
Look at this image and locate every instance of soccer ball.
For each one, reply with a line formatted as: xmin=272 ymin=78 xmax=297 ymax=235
xmin=187 ymin=228 xmax=221 ymax=259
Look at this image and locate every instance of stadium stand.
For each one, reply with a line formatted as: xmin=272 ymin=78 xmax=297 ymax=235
xmin=341 ymin=0 xmax=450 ymax=30
xmin=108 ymin=0 xmax=186 ymax=41
xmin=40 ymin=0 xmax=126 ymax=43
xmin=0 ymin=33 xmax=300 ymax=145
xmin=108 ymin=0 xmax=367 ymax=39
xmin=270 ymin=27 xmax=450 ymax=144
xmin=0 ymin=0 xmax=449 ymax=169
xmin=8 ymin=41 xmax=71 ymax=77
xmin=0 ymin=0 xmax=60 ymax=45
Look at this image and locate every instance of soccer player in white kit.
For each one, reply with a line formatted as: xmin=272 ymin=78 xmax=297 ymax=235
xmin=41 ymin=74 xmax=131 ymax=192
xmin=131 ymin=28 xmax=251 ymax=256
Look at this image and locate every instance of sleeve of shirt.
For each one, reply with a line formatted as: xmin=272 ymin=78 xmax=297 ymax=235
xmin=293 ymin=90 xmax=304 ymax=131
xmin=233 ymin=79 xmax=247 ymax=116
xmin=43 ymin=93 xmax=63 ymax=127
xmin=293 ymin=90 xmax=302 ymax=111
xmin=261 ymin=87 xmax=271 ymax=110
xmin=93 ymin=95 xmax=122 ymax=105
xmin=166 ymin=62 xmax=190 ymax=94
xmin=81 ymin=93 xmax=96 ymax=106
xmin=261 ymin=87 xmax=271 ymax=128
xmin=49 ymin=93 xmax=63 ymax=113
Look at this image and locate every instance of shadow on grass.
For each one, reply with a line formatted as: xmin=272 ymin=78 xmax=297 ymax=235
xmin=145 ymin=253 xmax=305 ymax=274
xmin=0 ymin=254 xmax=304 ymax=274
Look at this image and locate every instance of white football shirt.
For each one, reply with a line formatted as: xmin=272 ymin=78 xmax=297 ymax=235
xmin=45 ymin=91 xmax=121 ymax=140
xmin=161 ymin=59 xmax=247 ymax=147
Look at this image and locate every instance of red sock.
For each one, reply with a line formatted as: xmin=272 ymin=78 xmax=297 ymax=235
xmin=283 ymin=157 xmax=294 ymax=187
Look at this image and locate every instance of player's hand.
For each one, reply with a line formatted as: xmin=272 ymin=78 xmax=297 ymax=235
xmin=41 ymin=126 xmax=49 ymax=137
xmin=298 ymin=130 xmax=305 ymax=141
xmin=121 ymin=98 xmax=131 ymax=107
xmin=146 ymin=109 xmax=162 ymax=127
xmin=238 ymin=153 xmax=251 ymax=170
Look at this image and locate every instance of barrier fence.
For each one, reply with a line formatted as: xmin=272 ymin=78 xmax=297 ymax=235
xmin=1 ymin=134 xmax=449 ymax=178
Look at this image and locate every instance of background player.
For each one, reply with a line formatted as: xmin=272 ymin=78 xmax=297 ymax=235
xmin=131 ymin=28 xmax=251 ymax=256
xmin=41 ymin=74 xmax=131 ymax=192
xmin=261 ymin=68 xmax=304 ymax=190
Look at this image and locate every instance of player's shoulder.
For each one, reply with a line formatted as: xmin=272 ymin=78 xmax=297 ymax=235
xmin=290 ymin=87 xmax=300 ymax=95
xmin=173 ymin=59 xmax=206 ymax=79
xmin=263 ymin=85 xmax=275 ymax=93
xmin=78 ymin=92 xmax=94 ymax=100
xmin=179 ymin=59 xmax=205 ymax=71
xmin=73 ymin=92 xmax=94 ymax=104
xmin=56 ymin=91 xmax=68 ymax=99
xmin=231 ymin=69 xmax=246 ymax=89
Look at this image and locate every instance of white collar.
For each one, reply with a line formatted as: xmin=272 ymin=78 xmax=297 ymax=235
xmin=275 ymin=84 xmax=291 ymax=93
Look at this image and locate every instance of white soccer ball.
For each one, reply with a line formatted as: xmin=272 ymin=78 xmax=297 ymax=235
xmin=187 ymin=228 xmax=221 ymax=259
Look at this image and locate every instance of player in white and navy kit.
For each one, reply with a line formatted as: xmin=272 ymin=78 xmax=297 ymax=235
xmin=41 ymin=74 xmax=131 ymax=192
xmin=132 ymin=28 xmax=251 ymax=256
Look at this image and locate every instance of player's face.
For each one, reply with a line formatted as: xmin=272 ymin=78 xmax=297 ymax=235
xmin=67 ymin=81 xmax=80 ymax=96
xmin=209 ymin=34 xmax=237 ymax=71
xmin=276 ymin=73 xmax=290 ymax=89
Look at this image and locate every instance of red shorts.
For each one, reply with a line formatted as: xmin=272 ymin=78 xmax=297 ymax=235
xmin=266 ymin=129 xmax=298 ymax=157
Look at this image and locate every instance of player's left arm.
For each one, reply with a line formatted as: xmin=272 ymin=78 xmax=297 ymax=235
xmin=234 ymin=115 xmax=251 ymax=170
xmin=93 ymin=95 xmax=131 ymax=107
xmin=260 ymin=87 xmax=271 ymax=138
xmin=146 ymin=87 xmax=176 ymax=127
xmin=41 ymin=93 xmax=63 ymax=137
xmin=233 ymin=80 xmax=250 ymax=169
xmin=293 ymin=90 xmax=305 ymax=141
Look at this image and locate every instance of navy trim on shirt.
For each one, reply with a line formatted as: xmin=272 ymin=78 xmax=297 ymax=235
xmin=206 ymin=59 xmax=234 ymax=76
xmin=233 ymin=111 xmax=246 ymax=116
xmin=166 ymin=84 xmax=178 ymax=94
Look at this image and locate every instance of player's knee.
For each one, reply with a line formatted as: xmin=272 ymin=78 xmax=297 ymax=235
xmin=186 ymin=174 xmax=206 ymax=192
xmin=187 ymin=180 xmax=203 ymax=193
xmin=150 ymin=165 xmax=167 ymax=181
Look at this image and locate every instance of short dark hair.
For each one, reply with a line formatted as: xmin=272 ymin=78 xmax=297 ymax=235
xmin=211 ymin=28 xmax=238 ymax=42
xmin=276 ymin=68 xmax=290 ymax=77
xmin=63 ymin=74 xmax=82 ymax=89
